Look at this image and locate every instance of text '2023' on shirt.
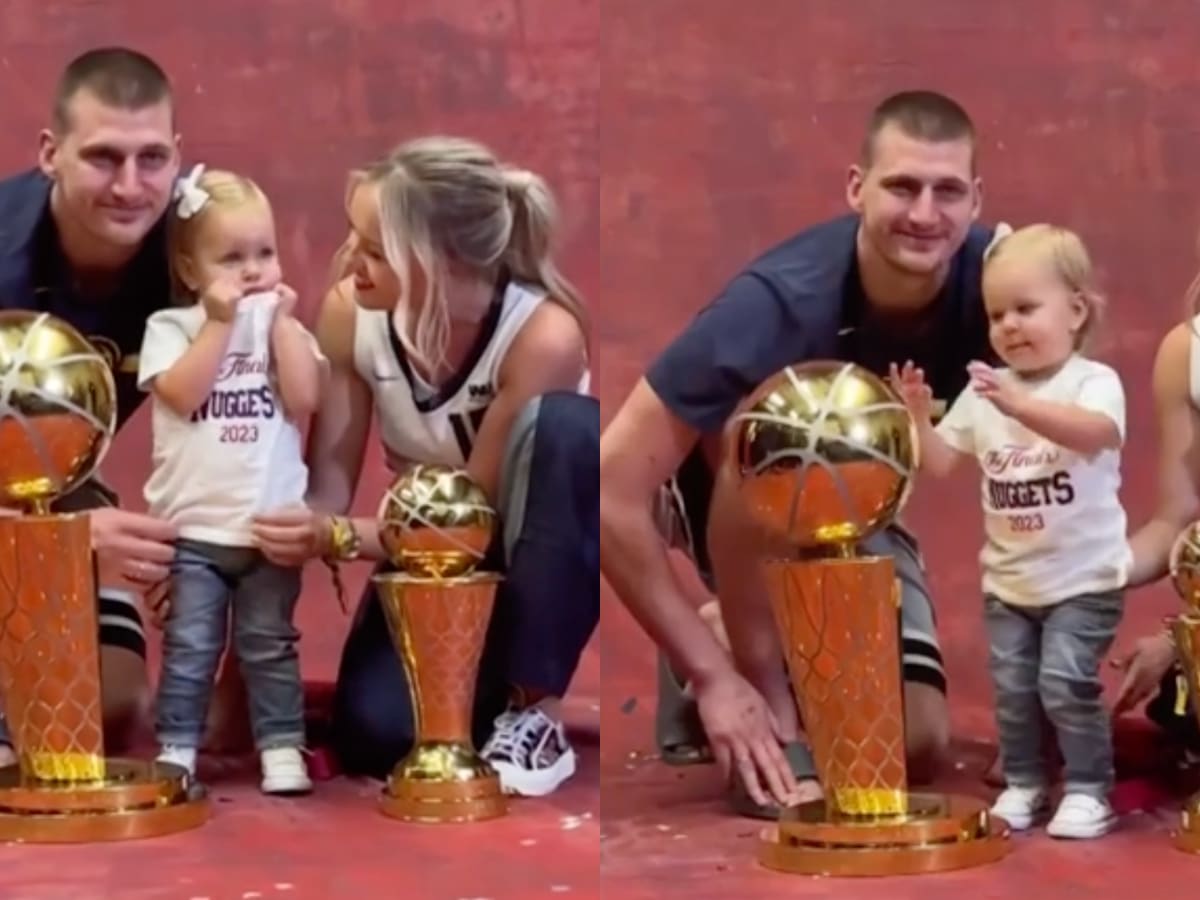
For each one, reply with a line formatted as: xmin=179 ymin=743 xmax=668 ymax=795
xmin=137 ymin=292 xmax=321 ymax=547
xmin=935 ymin=354 xmax=1131 ymax=606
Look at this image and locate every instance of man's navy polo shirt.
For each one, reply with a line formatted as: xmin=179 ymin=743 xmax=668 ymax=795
xmin=0 ymin=168 xmax=172 ymax=431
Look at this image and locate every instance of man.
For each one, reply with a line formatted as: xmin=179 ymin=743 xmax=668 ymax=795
xmin=0 ymin=47 xmax=184 ymax=760
xmin=600 ymin=90 xmax=996 ymax=814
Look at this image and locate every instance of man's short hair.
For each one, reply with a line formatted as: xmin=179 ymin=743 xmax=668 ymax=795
xmin=52 ymin=47 xmax=172 ymax=133
xmin=861 ymin=90 xmax=976 ymax=168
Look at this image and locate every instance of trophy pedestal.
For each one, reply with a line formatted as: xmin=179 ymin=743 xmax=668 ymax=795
xmin=0 ymin=515 xmax=209 ymax=843
xmin=759 ymin=792 xmax=1010 ymax=876
xmin=1170 ymin=615 xmax=1200 ymax=854
xmin=374 ymin=571 xmax=508 ymax=825
xmin=381 ymin=741 xmax=506 ymax=823
xmin=762 ymin=556 xmax=1010 ymax=877
xmin=1173 ymin=792 xmax=1200 ymax=853
xmin=0 ymin=758 xmax=208 ymax=843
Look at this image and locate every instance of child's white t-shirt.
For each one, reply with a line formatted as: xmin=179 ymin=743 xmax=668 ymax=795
xmin=935 ymin=354 xmax=1130 ymax=607
xmin=137 ymin=292 xmax=319 ymax=547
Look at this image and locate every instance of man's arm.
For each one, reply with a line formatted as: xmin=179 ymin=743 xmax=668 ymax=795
xmin=1129 ymin=324 xmax=1200 ymax=586
xmin=600 ymin=380 xmax=735 ymax=688
xmin=602 ymin=272 xmax=806 ymax=685
xmin=605 ymin=272 xmax=825 ymax=806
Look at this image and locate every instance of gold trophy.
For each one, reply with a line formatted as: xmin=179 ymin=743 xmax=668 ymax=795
xmin=373 ymin=463 xmax=507 ymax=823
xmin=729 ymin=360 xmax=1009 ymax=876
xmin=0 ymin=310 xmax=208 ymax=842
xmin=1166 ymin=522 xmax=1200 ymax=853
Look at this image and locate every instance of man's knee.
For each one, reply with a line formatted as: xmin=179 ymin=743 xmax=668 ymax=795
xmin=904 ymin=681 xmax=950 ymax=784
xmin=100 ymin=645 xmax=150 ymax=753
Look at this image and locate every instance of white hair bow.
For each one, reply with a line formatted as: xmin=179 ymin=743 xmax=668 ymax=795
xmin=984 ymin=221 xmax=1014 ymax=260
xmin=174 ymin=163 xmax=209 ymax=220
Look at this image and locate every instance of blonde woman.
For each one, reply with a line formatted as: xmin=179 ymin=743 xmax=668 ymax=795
xmin=252 ymin=137 xmax=597 ymax=797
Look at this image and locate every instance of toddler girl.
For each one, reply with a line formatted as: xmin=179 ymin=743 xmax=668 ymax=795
xmin=891 ymin=223 xmax=1128 ymax=839
xmin=137 ymin=164 xmax=325 ymax=794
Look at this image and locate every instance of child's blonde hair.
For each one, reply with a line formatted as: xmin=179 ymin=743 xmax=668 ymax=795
xmin=167 ymin=165 xmax=271 ymax=302
xmin=983 ymin=223 xmax=1105 ymax=351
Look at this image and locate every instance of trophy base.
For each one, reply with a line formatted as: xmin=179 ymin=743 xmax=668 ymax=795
xmin=380 ymin=741 xmax=507 ymax=824
xmin=380 ymin=775 xmax=507 ymax=824
xmin=1172 ymin=795 xmax=1200 ymax=853
xmin=758 ymin=792 xmax=1011 ymax=877
xmin=0 ymin=758 xmax=209 ymax=843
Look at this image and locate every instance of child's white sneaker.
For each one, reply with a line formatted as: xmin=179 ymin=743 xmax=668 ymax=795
xmin=990 ymin=784 xmax=1050 ymax=830
xmin=260 ymin=747 xmax=312 ymax=795
xmin=156 ymin=745 xmax=197 ymax=777
xmin=1046 ymin=792 xmax=1117 ymax=839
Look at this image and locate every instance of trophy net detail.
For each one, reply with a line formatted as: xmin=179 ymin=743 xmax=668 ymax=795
xmin=769 ymin=557 xmax=907 ymax=817
xmin=0 ymin=516 xmax=105 ymax=782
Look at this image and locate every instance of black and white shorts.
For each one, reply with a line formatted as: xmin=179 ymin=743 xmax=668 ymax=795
xmin=653 ymin=452 xmax=946 ymax=694
xmin=53 ymin=479 xmax=147 ymax=660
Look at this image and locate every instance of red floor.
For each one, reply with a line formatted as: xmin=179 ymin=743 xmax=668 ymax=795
xmin=600 ymin=558 xmax=1200 ymax=900
xmin=0 ymin=557 xmax=601 ymax=900
xmin=601 ymin=728 xmax=1197 ymax=900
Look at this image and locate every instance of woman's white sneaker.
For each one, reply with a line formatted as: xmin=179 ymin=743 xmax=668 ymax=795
xmin=1046 ymin=793 xmax=1117 ymax=839
xmin=481 ymin=707 xmax=576 ymax=796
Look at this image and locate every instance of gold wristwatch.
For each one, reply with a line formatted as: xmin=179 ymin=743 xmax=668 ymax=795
xmin=326 ymin=515 xmax=362 ymax=561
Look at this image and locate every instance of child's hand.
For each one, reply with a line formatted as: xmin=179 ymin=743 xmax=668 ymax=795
xmin=967 ymin=360 xmax=1026 ymax=417
xmin=201 ymin=277 xmax=244 ymax=323
xmin=888 ymin=360 xmax=933 ymax=421
xmin=274 ymin=283 xmax=299 ymax=319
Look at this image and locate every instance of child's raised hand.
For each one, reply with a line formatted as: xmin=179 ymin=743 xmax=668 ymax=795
xmin=888 ymin=360 xmax=933 ymax=421
xmin=200 ymin=276 xmax=244 ymax=323
xmin=967 ymin=360 xmax=1026 ymax=417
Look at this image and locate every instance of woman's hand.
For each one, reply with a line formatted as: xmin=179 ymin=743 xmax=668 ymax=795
xmin=1111 ymin=630 xmax=1178 ymax=714
xmin=251 ymin=505 xmax=329 ymax=566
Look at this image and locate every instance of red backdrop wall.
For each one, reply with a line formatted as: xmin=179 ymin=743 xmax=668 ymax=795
xmin=2 ymin=0 xmax=1196 ymax=743
xmin=599 ymin=1 xmax=1198 ymax=743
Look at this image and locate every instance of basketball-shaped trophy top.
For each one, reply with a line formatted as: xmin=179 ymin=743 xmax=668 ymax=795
xmin=378 ymin=464 xmax=497 ymax=578
xmin=1170 ymin=522 xmax=1200 ymax=614
xmin=728 ymin=360 xmax=917 ymax=551
xmin=0 ymin=311 xmax=117 ymax=510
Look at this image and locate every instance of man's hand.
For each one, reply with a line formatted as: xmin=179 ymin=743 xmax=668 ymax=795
xmin=1112 ymin=630 xmax=1177 ymax=715
xmin=91 ymin=508 xmax=177 ymax=589
xmin=692 ymin=670 xmax=804 ymax=808
xmin=143 ymin=578 xmax=171 ymax=629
